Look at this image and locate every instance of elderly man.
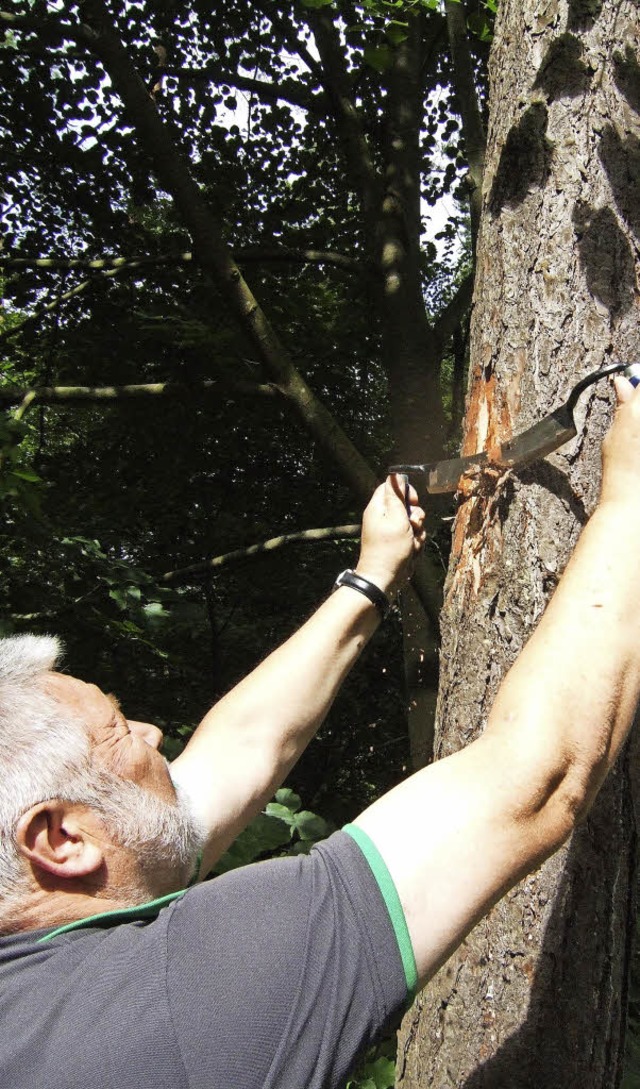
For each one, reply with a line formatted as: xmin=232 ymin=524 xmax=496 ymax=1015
xmin=1 ymin=376 xmax=639 ymax=1089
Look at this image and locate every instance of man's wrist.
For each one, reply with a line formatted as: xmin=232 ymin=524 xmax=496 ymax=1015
xmin=354 ymin=563 xmax=400 ymax=598
xmin=333 ymin=570 xmax=392 ymax=620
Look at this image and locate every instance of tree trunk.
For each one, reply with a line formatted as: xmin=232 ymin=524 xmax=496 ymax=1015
xmin=398 ymin=1 xmax=640 ymax=1085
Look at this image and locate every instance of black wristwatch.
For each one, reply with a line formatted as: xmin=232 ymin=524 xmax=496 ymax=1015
xmin=333 ymin=569 xmax=391 ymax=621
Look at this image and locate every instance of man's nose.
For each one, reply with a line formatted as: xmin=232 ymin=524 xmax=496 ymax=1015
xmin=128 ymin=720 xmax=164 ymax=750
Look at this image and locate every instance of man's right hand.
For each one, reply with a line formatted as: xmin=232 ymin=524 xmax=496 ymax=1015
xmin=601 ymin=377 xmax=640 ymax=508
xmin=355 ymin=475 xmax=426 ymax=598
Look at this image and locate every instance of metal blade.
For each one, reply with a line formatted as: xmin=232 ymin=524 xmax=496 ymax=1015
xmin=389 ymin=362 xmax=632 ymax=495
xmin=497 ymin=405 xmax=576 ymax=468
xmin=390 ymin=406 xmax=576 ymax=494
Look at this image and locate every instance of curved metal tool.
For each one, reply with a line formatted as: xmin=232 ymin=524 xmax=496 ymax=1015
xmin=390 ymin=361 xmax=639 ymax=495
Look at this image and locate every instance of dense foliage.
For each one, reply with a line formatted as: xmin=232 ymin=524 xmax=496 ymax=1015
xmin=0 ymin=0 xmax=482 ymax=814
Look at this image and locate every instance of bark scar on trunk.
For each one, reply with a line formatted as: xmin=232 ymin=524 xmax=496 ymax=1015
xmin=448 ymin=368 xmax=515 ymax=596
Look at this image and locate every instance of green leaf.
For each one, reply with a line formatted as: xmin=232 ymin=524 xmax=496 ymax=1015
xmin=347 ymin=1056 xmax=396 ymax=1089
xmin=363 ymin=43 xmax=393 ymax=73
xmin=8 ymin=466 xmax=42 ymax=483
xmin=366 ymin=1056 xmax=396 ymax=1088
xmin=385 ymin=22 xmax=408 ymax=45
xmin=467 ymin=12 xmax=494 ymax=41
xmin=275 ymin=787 xmax=302 ymax=812
xmin=108 ymin=587 xmax=130 ymax=610
xmin=265 ymin=801 xmax=298 ymax=825
xmin=214 ymin=813 xmax=291 ymax=874
xmin=293 ymin=810 xmax=331 ymax=842
xmin=142 ymin=601 xmax=169 ymax=621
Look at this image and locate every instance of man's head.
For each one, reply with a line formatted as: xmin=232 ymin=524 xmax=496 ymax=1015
xmin=0 ymin=635 xmax=204 ymax=933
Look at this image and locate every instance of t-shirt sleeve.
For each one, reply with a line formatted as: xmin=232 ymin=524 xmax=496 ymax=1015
xmin=164 ymin=829 xmax=410 ymax=1089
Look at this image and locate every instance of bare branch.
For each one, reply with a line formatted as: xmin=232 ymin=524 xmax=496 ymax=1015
xmin=0 ymin=247 xmax=359 ymax=344
xmin=163 ymin=66 xmax=323 ymax=114
xmin=432 ymin=271 xmax=474 ymax=348
xmin=237 ymin=248 xmax=360 ymax=271
xmin=0 ymin=379 xmax=279 ymax=408
xmin=0 ymin=264 xmax=131 ymax=345
xmin=160 ymin=524 xmax=361 ymax=584
xmin=11 ymin=389 xmax=37 ymax=421
xmin=0 ymin=254 xmax=191 ymax=270
xmin=251 ymin=2 xmax=326 ymax=89
xmin=301 ymin=5 xmax=379 ymax=221
xmin=0 ymin=8 xmax=96 ymax=48
xmin=0 ymin=248 xmax=360 ymax=272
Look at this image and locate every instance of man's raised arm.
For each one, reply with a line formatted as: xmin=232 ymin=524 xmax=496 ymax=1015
xmin=170 ymin=477 xmax=426 ymax=878
xmin=353 ymin=377 xmax=640 ymax=989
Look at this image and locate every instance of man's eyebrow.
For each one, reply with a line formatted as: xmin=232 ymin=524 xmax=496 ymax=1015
xmin=106 ymin=692 xmax=122 ymax=712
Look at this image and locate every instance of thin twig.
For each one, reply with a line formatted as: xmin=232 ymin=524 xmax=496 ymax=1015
xmin=160 ymin=524 xmax=361 ymax=584
xmin=0 ymin=380 xmax=280 ymax=407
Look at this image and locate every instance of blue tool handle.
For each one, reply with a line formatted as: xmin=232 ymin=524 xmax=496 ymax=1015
xmin=623 ymin=363 xmax=640 ymax=387
xmin=398 ymin=472 xmax=411 ymax=519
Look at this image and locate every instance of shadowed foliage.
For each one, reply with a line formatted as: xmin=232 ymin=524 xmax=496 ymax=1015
xmin=572 ymin=202 xmax=636 ymax=315
xmin=489 ymin=103 xmax=552 ymax=215
xmin=533 ymin=33 xmax=592 ymax=101
xmin=598 ymin=126 xmax=640 ymax=242
xmin=613 ymin=46 xmax=640 ymax=116
xmin=566 ymin=0 xmax=604 ymax=31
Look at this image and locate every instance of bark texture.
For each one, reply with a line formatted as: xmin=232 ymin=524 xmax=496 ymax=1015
xmin=398 ymin=1 xmax=640 ymax=1085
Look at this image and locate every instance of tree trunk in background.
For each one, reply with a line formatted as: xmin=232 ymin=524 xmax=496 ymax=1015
xmin=380 ymin=14 xmax=448 ymax=768
xmin=398 ymin=1 xmax=640 ymax=1085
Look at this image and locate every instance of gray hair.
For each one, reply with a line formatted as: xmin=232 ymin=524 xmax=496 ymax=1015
xmin=0 ymin=635 xmax=203 ymax=911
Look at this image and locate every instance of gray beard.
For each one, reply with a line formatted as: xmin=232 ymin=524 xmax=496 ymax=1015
xmin=93 ymin=766 xmax=207 ymax=894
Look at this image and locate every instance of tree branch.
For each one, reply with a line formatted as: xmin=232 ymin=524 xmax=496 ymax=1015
xmin=432 ymin=271 xmax=474 ymax=349
xmin=163 ymin=66 xmax=323 ymax=114
xmin=75 ymin=0 xmax=379 ymax=505
xmin=301 ymin=6 xmax=379 ymax=222
xmin=160 ymin=524 xmax=361 ymax=584
xmin=0 ymin=248 xmax=360 ymax=272
xmin=0 ymin=264 xmax=132 ymax=345
xmin=0 ymin=8 xmax=96 ymax=48
xmin=0 ymin=255 xmax=191 ymax=271
xmin=250 ymin=2 xmax=326 ymax=89
xmin=0 ymin=379 xmax=279 ymax=408
xmin=444 ymin=1 xmax=486 ymax=248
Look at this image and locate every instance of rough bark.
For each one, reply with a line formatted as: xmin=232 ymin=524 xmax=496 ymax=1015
xmin=398 ymin=1 xmax=640 ymax=1085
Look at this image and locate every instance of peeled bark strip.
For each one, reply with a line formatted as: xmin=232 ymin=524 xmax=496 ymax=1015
xmin=398 ymin=1 xmax=640 ymax=1086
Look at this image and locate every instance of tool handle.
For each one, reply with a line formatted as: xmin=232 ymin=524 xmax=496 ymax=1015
xmin=398 ymin=473 xmax=411 ymax=519
xmin=623 ymin=363 xmax=640 ymax=388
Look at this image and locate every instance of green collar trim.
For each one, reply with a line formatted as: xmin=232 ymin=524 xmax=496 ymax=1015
xmin=35 ymin=888 xmax=186 ymax=944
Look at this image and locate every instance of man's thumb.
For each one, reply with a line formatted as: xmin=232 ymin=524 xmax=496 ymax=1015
xmin=613 ymin=375 xmax=635 ymax=405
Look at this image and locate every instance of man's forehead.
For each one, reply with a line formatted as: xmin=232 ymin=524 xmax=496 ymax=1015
xmin=43 ymin=672 xmax=115 ymax=720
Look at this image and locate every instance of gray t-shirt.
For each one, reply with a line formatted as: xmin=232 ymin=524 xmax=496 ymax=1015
xmin=0 ymin=829 xmax=412 ymax=1089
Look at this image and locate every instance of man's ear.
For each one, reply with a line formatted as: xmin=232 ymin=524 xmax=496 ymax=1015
xmin=15 ymin=801 xmax=105 ymax=880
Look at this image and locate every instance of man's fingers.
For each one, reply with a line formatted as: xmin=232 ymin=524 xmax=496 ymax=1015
xmin=409 ymin=505 xmax=426 ymax=532
xmin=388 ymin=473 xmax=418 ymax=506
xmin=614 ymin=375 xmax=635 ymax=405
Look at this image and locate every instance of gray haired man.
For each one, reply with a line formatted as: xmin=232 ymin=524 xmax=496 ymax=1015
xmin=0 ymin=375 xmax=639 ymax=1089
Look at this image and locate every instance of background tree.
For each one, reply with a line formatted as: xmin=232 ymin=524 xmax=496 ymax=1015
xmin=0 ymin=0 xmax=482 ymax=803
xmin=398 ymin=1 xmax=640 ymax=1086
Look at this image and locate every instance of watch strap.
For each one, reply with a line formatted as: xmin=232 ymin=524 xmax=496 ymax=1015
xmin=333 ymin=569 xmax=391 ymax=620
